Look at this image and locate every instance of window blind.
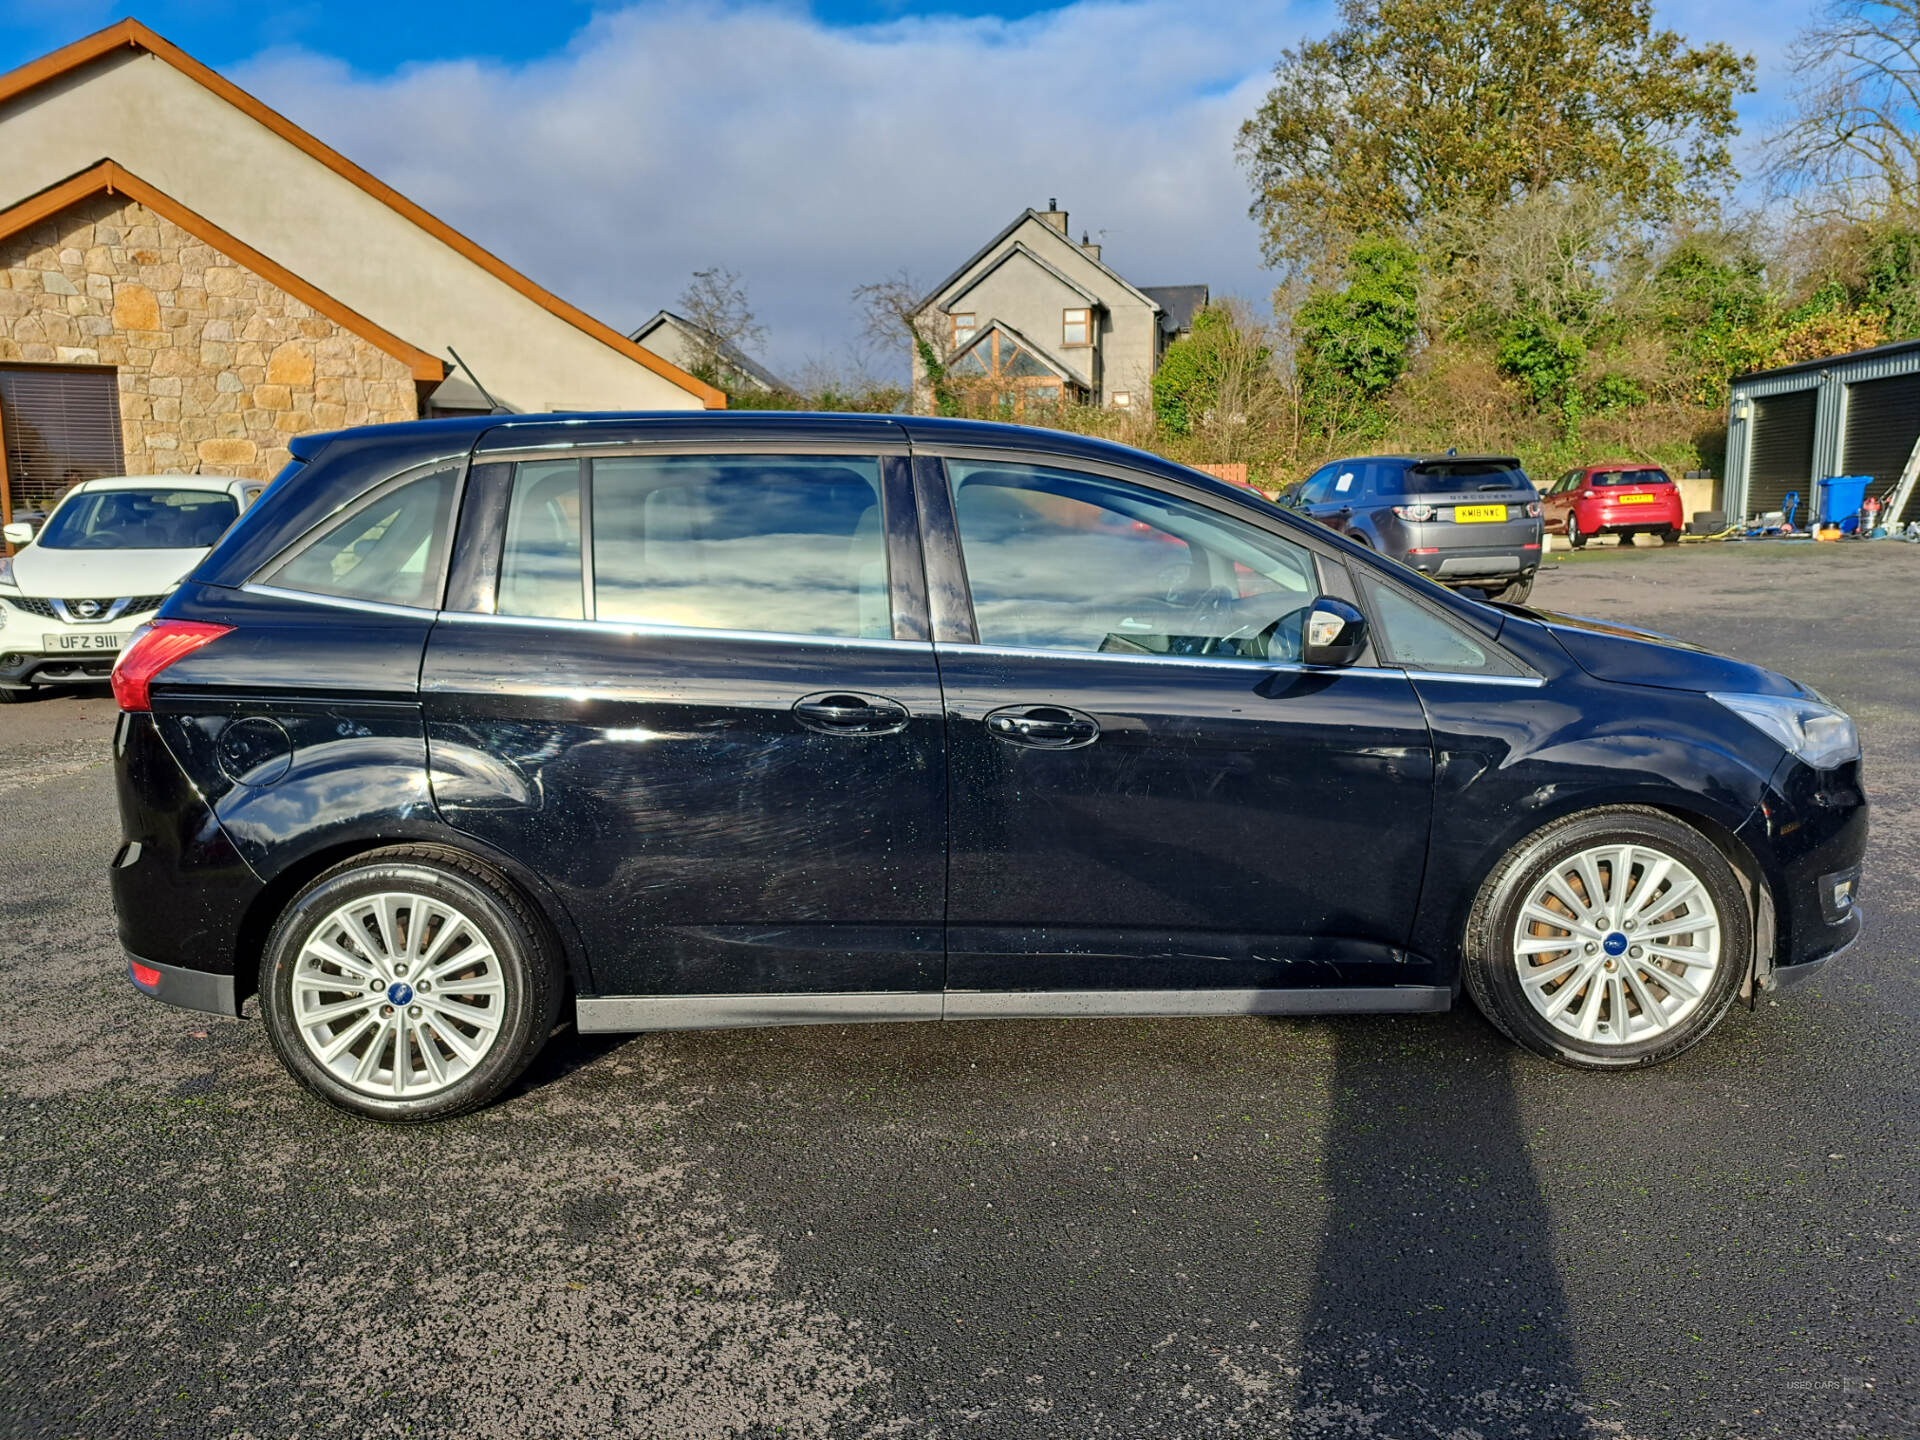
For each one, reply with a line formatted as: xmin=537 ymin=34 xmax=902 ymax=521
xmin=0 ymin=365 xmax=127 ymax=510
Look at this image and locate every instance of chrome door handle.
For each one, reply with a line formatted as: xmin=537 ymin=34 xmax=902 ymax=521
xmin=984 ymin=705 xmax=1100 ymax=749
xmin=792 ymin=692 xmax=909 ymax=736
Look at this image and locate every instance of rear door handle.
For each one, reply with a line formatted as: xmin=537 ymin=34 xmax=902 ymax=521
xmin=792 ymin=691 xmax=910 ymax=736
xmin=985 ymin=704 xmax=1100 ymax=749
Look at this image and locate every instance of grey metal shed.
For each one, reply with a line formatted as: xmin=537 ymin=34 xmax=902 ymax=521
xmin=1725 ymin=338 xmax=1920 ymax=523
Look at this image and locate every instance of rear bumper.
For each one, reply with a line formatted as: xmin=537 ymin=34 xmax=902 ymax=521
xmin=109 ymin=710 xmax=263 ymax=994
xmin=1385 ymin=517 xmax=1544 ymax=582
xmin=1581 ymin=503 xmax=1683 ymax=533
xmin=1402 ymin=542 xmax=1543 ymax=582
xmin=125 ymin=951 xmax=241 ymax=1017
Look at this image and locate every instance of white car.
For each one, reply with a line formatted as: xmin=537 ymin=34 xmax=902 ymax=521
xmin=0 ymin=474 xmax=262 ymax=701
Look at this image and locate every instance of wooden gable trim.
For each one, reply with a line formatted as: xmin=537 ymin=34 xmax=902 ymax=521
xmin=0 ymin=20 xmax=726 ymax=408
xmin=0 ymin=160 xmax=447 ymax=382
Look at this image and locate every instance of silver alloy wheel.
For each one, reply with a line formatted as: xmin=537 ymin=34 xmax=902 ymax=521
xmin=1510 ymin=842 xmax=1722 ymax=1046
xmin=291 ymin=890 xmax=506 ymax=1099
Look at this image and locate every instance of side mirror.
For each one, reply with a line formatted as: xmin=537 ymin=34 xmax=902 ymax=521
xmin=1302 ymin=596 xmax=1368 ymax=668
xmin=2 ymin=521 xmax=33 ymax=545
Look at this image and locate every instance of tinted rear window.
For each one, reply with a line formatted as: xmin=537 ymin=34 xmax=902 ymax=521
xmin=1590 ymin=468 xmax=1671 ymax=487
xmin=1400 ymin=462 xmax=1533 ymax=495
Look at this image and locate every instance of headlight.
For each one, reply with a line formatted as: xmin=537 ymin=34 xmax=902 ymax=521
xmin=1710 ymin=691 xmax=1860 ymax=769
xmin=0 ymin=555 xmax=14 ymax=587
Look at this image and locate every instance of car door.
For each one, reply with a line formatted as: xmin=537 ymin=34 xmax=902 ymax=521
xmin=1311 ymin=460 xmax=1366 ymax=534
xmin=1544 ymin=471 xmax=1578 ymax=529
xmin=420 ymin=441 xmax=947 ymax=1010
xmin=915 ymin=451 xmax=1439 ymax=1003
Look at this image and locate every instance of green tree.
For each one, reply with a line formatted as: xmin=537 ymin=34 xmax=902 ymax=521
xmin=1236 ymin=0 xmax=1754 ymax=276
xmin=1151 ymin=305 xmax=1274 ymax=435
xmin=1293 ymin=239 xmax=1421 ymax=431
xmin=1651 ymin=237 xmax=1777 ymax=403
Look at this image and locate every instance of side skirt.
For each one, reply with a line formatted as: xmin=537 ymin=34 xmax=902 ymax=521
xmin=574 ymin=986 xmax=1451 ymax=1034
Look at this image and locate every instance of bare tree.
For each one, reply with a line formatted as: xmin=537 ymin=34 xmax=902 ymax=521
xmin=1767 ymin=0 xmax=1920 ymax=220
xmin=676 ymin=266 xmax=768 ymax=385
xmin=852 ymin=269 xmax=950 ymax=413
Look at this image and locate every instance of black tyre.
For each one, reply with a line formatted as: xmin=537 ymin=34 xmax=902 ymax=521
xmin=1462 ymin=807 xmax=1750 ymax=1070
xmin=1660 ymin=526 xmax=1682 ymax=545
xmin=1566 ymin=515 xmax=1586 ymax=549
xmin=260 ymin=845 xmax=563 ymax=1121
xmin=1481 ymin=572 xmax=1534 ymax=604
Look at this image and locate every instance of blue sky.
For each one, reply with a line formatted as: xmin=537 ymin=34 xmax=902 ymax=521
xmin=0 ymin=1 xmax=1811 ymax=380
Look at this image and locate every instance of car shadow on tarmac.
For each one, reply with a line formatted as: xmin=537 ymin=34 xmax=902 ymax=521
xmin=1293 ymin=1019 xmax=1591 ymax=1428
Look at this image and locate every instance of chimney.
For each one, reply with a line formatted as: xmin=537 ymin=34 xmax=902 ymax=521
xmin=1080 ymin=230 xmax=1101 ymax=262
xmin=1040 ymin=198 xmax=1068 ymax=233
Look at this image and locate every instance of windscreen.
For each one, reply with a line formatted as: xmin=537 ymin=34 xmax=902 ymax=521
xmin=1402 ymin=462 xmax=1532 ymax=495
xmin=36 ymin=489 xmax=238 ymax=550
xmin=1590 ymin=468 xmax=1672 ymax=487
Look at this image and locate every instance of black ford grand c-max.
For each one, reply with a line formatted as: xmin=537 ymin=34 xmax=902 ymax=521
xmin=110 ymin=414 xmax=1866 ymax=1120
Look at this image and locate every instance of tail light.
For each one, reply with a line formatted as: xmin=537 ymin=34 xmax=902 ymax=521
xmin=1393 ymin=504 xmax=1435 ymax=521
xmin=1526 ymin=501 xmax=1543 ymax=518
xmin=111 ymin=619 xmax=232 ymax=711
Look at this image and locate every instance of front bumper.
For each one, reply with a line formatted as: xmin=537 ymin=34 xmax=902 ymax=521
xmin=1740 ymin=753 xmax=1869 ymax=985
xmin=0 ymin=596 xmax=157 ymax=689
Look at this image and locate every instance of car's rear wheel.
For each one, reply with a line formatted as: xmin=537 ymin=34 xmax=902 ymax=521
xmin=1565 ymin=515 xmax=1586 ymax=549
xmin=1462 ymin=808 xmax=1749 ymax=1069
xmin=1660 ymin=526 xmax=1682 ymax=545
xmin=260 ymin=846 xmax=563 ymax=1121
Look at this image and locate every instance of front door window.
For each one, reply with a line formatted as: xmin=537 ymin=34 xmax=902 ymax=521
xmin=947 ymin=461 xmax=1319 ymax=662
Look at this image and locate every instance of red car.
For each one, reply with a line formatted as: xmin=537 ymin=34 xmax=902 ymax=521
xmin=1542 ymin=463 xmax=1685 ymax=547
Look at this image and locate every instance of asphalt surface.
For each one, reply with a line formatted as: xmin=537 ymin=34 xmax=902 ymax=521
xmin=1 ymin=539 xmax=1915 ymax=1439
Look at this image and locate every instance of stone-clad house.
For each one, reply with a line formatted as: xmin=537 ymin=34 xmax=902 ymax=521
xmin=912 ymin=201 xmax=1208 ymax=413
xmin=0 ymin=19 xmax=719 ymax=518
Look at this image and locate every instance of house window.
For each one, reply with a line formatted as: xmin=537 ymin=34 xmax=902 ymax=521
xmin=0 ymin=364 xmax=127 ymax=511
xmin=951 ymin=312 xmax=978 ymax=347
xmin=1111 ymin=391 xmax=1132 ymax=409
xmin=1063 ymin=308 xmax=1091 ymax=347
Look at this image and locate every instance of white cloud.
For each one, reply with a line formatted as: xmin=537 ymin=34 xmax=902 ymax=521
xmin=235 ymin=0 xmax=1306 ymax=379
xmin=232 ymin=0 xmax=1790 ymax=383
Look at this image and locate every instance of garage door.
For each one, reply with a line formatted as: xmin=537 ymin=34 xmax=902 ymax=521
xmin=1840 ymin=371 xmax=1920 ymax=521
xmin=1745 ymin=388 xmax=1817 ymax=519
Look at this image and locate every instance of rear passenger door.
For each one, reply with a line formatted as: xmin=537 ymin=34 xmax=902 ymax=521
xmin=420 ymin=443 xmax=947 ymax=1008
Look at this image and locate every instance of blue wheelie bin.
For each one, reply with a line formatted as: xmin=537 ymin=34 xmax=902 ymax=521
xmin=1817 ymin=475 xmax=1872 ymax=532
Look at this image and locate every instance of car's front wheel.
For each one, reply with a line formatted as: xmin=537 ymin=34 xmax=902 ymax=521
xmin=1566 ymin=515 xmax=1586 ymax=549
xmin=260 ymin=846 xmax=563 ymax=1121
xmin=1462 ymin=808 xmax=1749 ymax=1069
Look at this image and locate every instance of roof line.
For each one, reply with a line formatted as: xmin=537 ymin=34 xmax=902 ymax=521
xmin=943 ymin=241 xmax=1103 ymax=311
xmin=919 ymin=208 xmax=1165 ymax=315
xmin=0 ymin=19 xmax=726 ymax=408
xmin=0 ymin=159 xmax=446 ymax=382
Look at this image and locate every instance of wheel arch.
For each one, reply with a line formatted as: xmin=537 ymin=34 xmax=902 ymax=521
xmin=232 ymin=832 xmax=592 ymax=1011
xmin=1423 ymin=788 xmax=1769 ymax=982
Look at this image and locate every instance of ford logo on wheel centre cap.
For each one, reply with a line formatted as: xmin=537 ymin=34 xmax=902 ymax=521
xmin=387 ymin=982 xmax=414 ymax=1005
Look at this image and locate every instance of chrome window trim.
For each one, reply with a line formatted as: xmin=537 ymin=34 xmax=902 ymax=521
xmin=439 ymin=607 xmax=931 ymax=652
xmin=935 ymin=639 xmax=1409 ymax=678
xmin=1399 ymin=669 xmax=1547 ymax=688
xmin=240 ymin=582 xmax=440 ymax=620
xmin=577 ymin=985 xmax=1451 ymax=1033
xmin=476 ymin=437 xmax=913 ymax=464
xmin=244 ymin=451 xmax=471 ymax=587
